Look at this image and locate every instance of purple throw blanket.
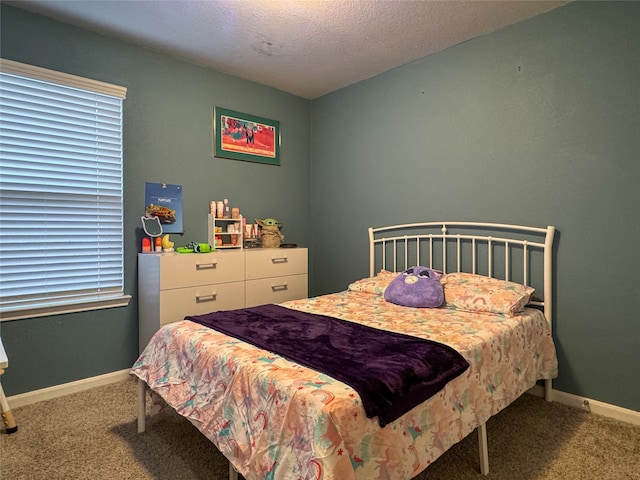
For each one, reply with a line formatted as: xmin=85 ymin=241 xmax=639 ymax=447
xmin=186 ymin=304 xmax=469 ymax=427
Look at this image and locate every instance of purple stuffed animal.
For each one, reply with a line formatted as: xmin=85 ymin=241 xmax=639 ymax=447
xmin=383 ymin=266 xmax=444 ymax=308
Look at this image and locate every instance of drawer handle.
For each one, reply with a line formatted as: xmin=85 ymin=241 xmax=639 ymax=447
xmin=196 ymin=262 xmax=217 ymax=270
xmin=271 ymin=284 xmax=288 ymax=292
xmin=195 ymin=293 xmax=217 ymax=303
xmin=271 ymin=257 xmax=288 ymax=264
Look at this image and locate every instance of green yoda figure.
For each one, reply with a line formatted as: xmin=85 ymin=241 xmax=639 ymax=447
xmin=256 ymin=218 xmax=284 ymax=248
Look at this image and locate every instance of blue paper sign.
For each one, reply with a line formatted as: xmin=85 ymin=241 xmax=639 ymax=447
xmin=144 ymin=182 xmax=184 ymax=234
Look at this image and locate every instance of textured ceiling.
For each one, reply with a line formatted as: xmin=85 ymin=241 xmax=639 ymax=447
xmin=8 ymin=0 xmax=570 ymax=99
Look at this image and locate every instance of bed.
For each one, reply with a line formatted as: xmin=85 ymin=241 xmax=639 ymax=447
xmin=131 ymin=221 xmax=558 ymax=480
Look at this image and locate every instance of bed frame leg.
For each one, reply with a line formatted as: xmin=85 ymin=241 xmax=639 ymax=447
xmin=544 ymin=379 xmax=553 ymax=401
xmin=229 ymin=461 xmax=239 ymax=480
xmin=478 ymin=422 xmax=489 ymax=475
xmin=137 ymin=378 xmax=147 ymax=433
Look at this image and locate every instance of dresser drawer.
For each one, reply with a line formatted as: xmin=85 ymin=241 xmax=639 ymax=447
xmin=158 ymin=251 xmax=245 ymax=289
xmin=159 ymin=281 xmax=245 ymax=325
xmin=245 ymin=274 xmax=308 ymax=307
xmin=245 ymin=248 xmax=307 ymax=280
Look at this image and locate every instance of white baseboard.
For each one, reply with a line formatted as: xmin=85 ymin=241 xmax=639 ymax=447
xmin=528 ymin=385 xmax=640 ymax=426
xmin=6 ymin=371 xmax=639 ymax=428
xmin=7 ymin=369 xmax=132 ymax=409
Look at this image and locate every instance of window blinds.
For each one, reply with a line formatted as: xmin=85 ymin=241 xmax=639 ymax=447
xmin=0 ymin=59 xmax=129 ymax=320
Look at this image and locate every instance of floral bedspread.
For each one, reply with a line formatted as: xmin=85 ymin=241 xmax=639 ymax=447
xmin=131 ymin=290 xmax=557 ymax=480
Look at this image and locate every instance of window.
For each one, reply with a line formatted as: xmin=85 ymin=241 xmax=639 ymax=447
xmin=0 ymin=59 xmax=130 ymax=321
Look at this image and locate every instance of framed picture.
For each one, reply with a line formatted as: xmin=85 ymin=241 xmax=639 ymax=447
xmin=213 ymin=107 xmax=280 ymax=165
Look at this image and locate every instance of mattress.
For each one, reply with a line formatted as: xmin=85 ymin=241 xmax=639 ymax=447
xmin=131 ymin=289 xmax=558 ymax=480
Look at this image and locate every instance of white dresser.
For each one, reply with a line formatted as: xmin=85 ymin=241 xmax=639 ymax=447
xmin=138 ymin=248 xmax=308 ymax=352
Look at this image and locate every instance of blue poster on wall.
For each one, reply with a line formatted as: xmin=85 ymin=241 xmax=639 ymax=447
xmin=144 ymin=182 xmax=184 ymax=234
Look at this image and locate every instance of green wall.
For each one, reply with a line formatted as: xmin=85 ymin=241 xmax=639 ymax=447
xmin=1 ymin=1 xmax=638 ymax=412
xmin=0 ymin=4 xmax=311 ymax=394
xmin=311 ymin=0 xmax=639 ymax=411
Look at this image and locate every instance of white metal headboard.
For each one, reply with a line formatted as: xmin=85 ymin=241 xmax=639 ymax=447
xmin=369 ymin=222 xmax=556 ymax=325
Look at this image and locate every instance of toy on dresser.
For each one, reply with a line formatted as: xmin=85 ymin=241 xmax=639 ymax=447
xmin=256 ymin=218 xmax=284 ymax=248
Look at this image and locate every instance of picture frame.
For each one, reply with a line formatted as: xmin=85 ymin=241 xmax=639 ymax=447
xmin=213 ymin=107 xmax=280 ymax=165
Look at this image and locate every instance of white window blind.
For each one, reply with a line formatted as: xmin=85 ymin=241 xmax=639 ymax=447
xmin=0 ymin=59 xmax=130 ymax=321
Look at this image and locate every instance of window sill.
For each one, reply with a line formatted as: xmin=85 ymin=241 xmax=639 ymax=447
xmin=0 ymin=295 xmax=132 ymax=322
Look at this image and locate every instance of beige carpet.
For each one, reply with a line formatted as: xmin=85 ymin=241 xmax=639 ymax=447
xmin=1 ymin=376 xmax=638 ymax=480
